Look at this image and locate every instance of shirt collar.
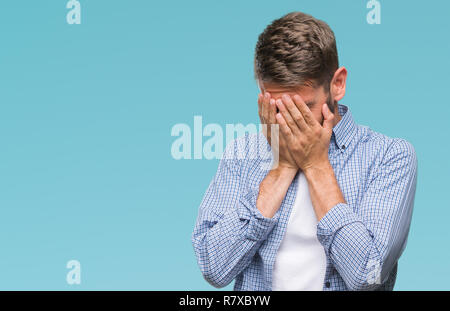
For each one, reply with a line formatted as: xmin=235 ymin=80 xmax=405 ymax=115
xmin=331 ymin=104 xmax=357 ymax=151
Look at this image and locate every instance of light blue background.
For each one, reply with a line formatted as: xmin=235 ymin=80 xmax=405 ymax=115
xmin=0 ymin=0 xmax=448 ymax=290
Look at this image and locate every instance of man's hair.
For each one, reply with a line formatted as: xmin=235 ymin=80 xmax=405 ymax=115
xmin=254 ymin=12 xmax=339 ymax=91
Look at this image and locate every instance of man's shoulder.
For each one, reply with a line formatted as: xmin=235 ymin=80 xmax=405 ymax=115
xmin=221 ymin=133 xmax=274 ymax=180
xmin=354 ymin=124 xmax=417 ymax=167
xmin=222 ymin=132 xmax=270 ymax=160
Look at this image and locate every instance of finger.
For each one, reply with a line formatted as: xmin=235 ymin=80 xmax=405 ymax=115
xmin=275 ymin=112 xmax=296 ymax=145
xmin=322 ymin=103 xmax=335 ymax=130
xmin=258 ymin=93 xmax=263 ymax=116
xmin=275 ymin=99 xmax=301 ymax=135
xmin=258 ymin=93 xmax=264 ymax=124
xmin=281 ymin=94 xmax=308 ymax=131
xmin=292 ymin=94 xmax=319 ymax=127
xmin=269 ymin=98 xmax=276 ymax=125
xmin=262 ymin=92 xmax=271 ymax=123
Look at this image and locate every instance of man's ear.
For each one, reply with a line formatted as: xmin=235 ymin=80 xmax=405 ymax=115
xmin=330 ymin=67 xmax=347 ymax=102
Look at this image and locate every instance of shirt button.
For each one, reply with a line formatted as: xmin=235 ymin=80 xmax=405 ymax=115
xmin=325 ymin=281 xmax=331 ymax=288
xmin=341 ymin=145 xmax=346 ymax=149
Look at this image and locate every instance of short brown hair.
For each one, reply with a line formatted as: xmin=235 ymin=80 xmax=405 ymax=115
xmin=254 ymin=12 xmax=339 ymax=90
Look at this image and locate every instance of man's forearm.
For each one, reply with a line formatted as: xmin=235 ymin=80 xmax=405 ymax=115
xmin=256 ymin=166 xmax=298 ymax=218
xmin=303 ymin=161 xmax=346 ymax=220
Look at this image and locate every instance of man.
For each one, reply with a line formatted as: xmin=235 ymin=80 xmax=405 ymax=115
xmin=191 ymin=12 xmax=417 ymax=291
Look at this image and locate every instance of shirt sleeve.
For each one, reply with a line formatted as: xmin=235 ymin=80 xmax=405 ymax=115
xmin=191 ymin=138 xmax=279 ymax=288
xmin=316 ymin=139 xmax=418 ymax=290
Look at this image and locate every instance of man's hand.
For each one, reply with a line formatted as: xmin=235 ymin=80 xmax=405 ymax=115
xmin=258 ymin=92 xmax=298 ymax=170
xmin=274 ymin=94 xmax=345 ymax=220
xmin=274 ymin=94 xmax=334 ymax=172
xmin=256 ymin=92 xmax=298 ymax=219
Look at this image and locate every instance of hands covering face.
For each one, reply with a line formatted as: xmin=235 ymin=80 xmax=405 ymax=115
xmin=258 ymin=92 xmax=335 ymax=172
xmin=258 ymin=92 xmax=297 ymax=169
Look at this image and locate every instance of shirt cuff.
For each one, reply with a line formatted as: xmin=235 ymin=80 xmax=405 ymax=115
xmin=316 ymin=202 xmax=363 ymax=251
xmin=238 ymin=186 xmax=279 ymax=242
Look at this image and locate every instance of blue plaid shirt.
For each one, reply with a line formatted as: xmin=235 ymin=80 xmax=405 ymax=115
xmin=192 ymin=104 xmax=418 ymax=291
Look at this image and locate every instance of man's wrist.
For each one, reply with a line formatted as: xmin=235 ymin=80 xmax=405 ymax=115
xmin=257 ymin=165 xmax=298 ymax=218
xmin=272 ymin=164 xmax=298 ymax=178
xmin=303 ymin=160 xmax=333 ymax=178
xmin=302 ymin=160 xmax=346 ymax=220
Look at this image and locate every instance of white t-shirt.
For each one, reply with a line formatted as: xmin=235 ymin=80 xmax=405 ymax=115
xmin=271 ymin=172 xmax=327 ymax=291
